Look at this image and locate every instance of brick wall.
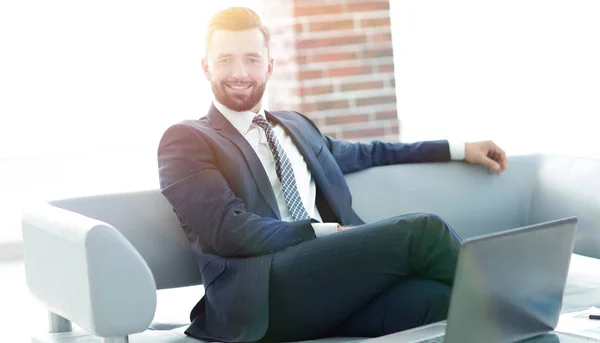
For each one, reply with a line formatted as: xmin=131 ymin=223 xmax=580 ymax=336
xmin=262 ymin=0 xmax=398 ymax=142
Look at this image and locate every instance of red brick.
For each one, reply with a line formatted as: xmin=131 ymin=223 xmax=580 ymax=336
xmin=360 ymin=17 xmax=391 ymax=28
xmin=343 ymin=127 xmax=386 ymax=140
xmin=347 ymin=2 xmax=389 ymax=12
xmin=363 ymin=47 xmax=394 ymax=59
xmin=293 ymin=0 xmax=336 ymax=4
xmin=328 ymin=66 xmax=373 ymax=78
xmin=375 ymin=110 xmax=398 ymax=120
xmin=311 ymin=99 xmax=350 ymax=111
xmin=299 ymin=85 xmax=335 ymax=96
xmin=309 ymin=19 xmax=354 ymax=32
xmin=325 ymin=114 xmax=369 ymax=125
xmin=377 ymin=64 xmax=395 ymax=73
xmin=356 ymin=95 xmax=397 ymax=107
xmin=371 ymin=33 xmax=392 ymax=44
xmin=297 ymin=103 xmax=315 ymax=113
xmin=296 ymin=54 xmax=309 ymax=65
xmin=295 ymin=4 xmax=344 ymax=17
xmin=311 ymin=51 xmax=358 ymax=63
xmin=299 ymin=69 xmax=324 ymax=80
xmin=314 ymin=118 xmax=326 ymax=127
xmin=340 ymin=80 xmax=384 ymax=92
xmin=262 ymin=0 xmax=396 ymax=129
xmin=297 ymin=35 xmax=366 ymax=50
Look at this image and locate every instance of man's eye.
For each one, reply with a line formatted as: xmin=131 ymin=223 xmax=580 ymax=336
xmin=247 ymin=58 xmax=260 ymax=63
xmin=218 ymin=58 xmax=231 ymax=64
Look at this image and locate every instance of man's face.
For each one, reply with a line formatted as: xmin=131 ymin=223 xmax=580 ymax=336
xmin=202 ymin=29 xmax=273 ymax=112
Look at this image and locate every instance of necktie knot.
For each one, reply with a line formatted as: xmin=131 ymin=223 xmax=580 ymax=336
xmin=252 ymin=115 xmax=271 ymax=130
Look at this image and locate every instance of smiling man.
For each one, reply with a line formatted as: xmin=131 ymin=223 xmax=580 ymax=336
xmin=208 ymin=30 xmax=268 ymax=113
xmin=157 ymin=6 xmax=508 ymax=343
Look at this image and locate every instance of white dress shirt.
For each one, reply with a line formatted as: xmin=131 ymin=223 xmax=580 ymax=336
xmin=214 ymin=100 xmax=465 ymax=237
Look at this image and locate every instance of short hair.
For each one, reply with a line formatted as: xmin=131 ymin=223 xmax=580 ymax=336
xmin=205 ymin=7 xmax=271 ymax=57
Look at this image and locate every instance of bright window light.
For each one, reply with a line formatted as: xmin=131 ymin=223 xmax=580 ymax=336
xmin=0 ymin=0 xmax=261 ymax=242
xmin=390 ymin=0 xmax=600 ymax=158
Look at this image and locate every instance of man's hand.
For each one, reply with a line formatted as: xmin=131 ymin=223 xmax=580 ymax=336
xmin=465 ymin=140 xmax=507 ymax=175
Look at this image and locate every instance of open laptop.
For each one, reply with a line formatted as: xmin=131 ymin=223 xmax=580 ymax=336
xmin=363 ymin=217 xmax=578 ymax=343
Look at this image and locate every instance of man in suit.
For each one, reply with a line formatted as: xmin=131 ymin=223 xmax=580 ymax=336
xmin=157 ymin=6 xmax=508 ymax=343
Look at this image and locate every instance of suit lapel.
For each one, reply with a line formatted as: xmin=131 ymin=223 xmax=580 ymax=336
xmin=267 ymin=111 xmax=342 ymax=222
xmin=206 ymin=105 xmax=281 ymax=219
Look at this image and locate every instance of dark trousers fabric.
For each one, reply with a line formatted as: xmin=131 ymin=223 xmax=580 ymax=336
xmin=261 ymin=213 xmax=462 ymax=342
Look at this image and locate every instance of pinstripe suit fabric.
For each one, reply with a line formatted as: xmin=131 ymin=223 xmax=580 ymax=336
xmin=263 ymin=213 xmax=461 ymax=341
xmin=157 ymin=105 xmax=456 ymax=342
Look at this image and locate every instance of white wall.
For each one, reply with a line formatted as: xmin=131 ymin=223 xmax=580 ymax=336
xmin=1 ymin=1 xmax=197 ymax=158
xmin=0 ymin=0 xmax=260 ymax=242
xmin=390 ymin=0 xmax=600 ymax=157
xmin=0 ymin=0 xmax=260 ymax=159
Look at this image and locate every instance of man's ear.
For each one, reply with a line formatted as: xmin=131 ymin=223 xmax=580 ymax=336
xmin=266 ymin=57 xmax=274 ymax=81
xmin=201 ymin=57 xmax=211 ymax=81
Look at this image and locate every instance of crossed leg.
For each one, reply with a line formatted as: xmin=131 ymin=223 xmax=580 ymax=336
xmin=261 ymin=212 xmax=461 ymax=342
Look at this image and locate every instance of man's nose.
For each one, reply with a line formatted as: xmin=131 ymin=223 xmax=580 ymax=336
xmin=231 ymin=61 xmax=248 ymax=79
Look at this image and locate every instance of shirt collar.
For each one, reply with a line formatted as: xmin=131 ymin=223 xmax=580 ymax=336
xmin=213 ymin=99 xmax=266 ymax=136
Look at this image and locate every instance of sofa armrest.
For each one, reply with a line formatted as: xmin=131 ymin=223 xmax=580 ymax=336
xmin=531 ymin=155 xmax=600 ymax=258
xmin=21 ymin=202 xmax=157 ymax=337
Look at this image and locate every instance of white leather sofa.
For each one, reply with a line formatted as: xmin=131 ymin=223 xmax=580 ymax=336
xmin=21 ymin=154 xmax=600 ymax=343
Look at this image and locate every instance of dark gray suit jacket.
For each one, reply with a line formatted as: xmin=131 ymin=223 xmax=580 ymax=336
xmin=157 ymin=105 xmax=451 ymax=342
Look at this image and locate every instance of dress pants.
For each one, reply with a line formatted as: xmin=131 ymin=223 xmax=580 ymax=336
xmin=261 ymin=212 xmax=462 ymax=342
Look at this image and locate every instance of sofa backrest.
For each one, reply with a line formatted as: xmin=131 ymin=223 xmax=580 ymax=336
xmin=346 ymin=155 xmax=539 ymax=239
xmin=49 ymin=154 xmax=563 ymax=290
xmin=530 ymin=155 xmax=600 ymax=259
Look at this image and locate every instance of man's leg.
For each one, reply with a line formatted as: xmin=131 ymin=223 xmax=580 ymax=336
xmin=326 ymin=278 xmax=452 ymax=338
xmin=261 ymin=212 xmax=461 ymax=342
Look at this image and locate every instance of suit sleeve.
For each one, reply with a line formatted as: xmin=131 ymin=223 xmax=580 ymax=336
xmin=323 ymin=136 xmax=451 ymax=174
xmin=157 ymin=124 xmax=317 ymax=258
xmin=295 ymin=112 xmax=451 ymax=174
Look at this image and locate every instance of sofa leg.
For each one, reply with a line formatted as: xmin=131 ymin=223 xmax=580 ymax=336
xmin=101 ymin=337 xmax=129 ymax=343
xmin=48 ymin=311 xmax=72 ymax=333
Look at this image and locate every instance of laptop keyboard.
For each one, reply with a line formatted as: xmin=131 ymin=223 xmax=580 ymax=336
xmin=412 ymin=334 xmax=445 ymax=343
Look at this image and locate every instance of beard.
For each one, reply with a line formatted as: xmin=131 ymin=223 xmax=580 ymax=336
xmin=212 ymin=78 xmax=267 ymax=112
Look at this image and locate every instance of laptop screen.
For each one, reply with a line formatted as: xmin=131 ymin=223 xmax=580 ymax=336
xmin=444 ymin=217 xmax=577 ymax=343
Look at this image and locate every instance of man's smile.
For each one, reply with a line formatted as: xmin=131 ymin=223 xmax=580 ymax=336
xmin=225 ymin=83 xmax=253 ymax=92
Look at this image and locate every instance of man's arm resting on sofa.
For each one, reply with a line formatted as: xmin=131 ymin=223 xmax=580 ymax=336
xmin=323 ymin=134 xmax=507 ymax=176
xmin=297 ymin=110 xmax=507 ymax=175
xmin=322 ymin=136 xmax=452 ymax=174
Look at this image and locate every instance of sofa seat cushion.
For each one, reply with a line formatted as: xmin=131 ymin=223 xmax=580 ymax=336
xmin=33 ymin=326 xmax=364 ymax=343
xmin=148 ymin=285 xmax=201 ymax=331
xmin=33 ymin=254 xmax=600 ymax=343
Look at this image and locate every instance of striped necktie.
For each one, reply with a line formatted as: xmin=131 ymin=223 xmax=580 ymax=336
xmin=252 ymin=115 xmax=310 ymax=221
